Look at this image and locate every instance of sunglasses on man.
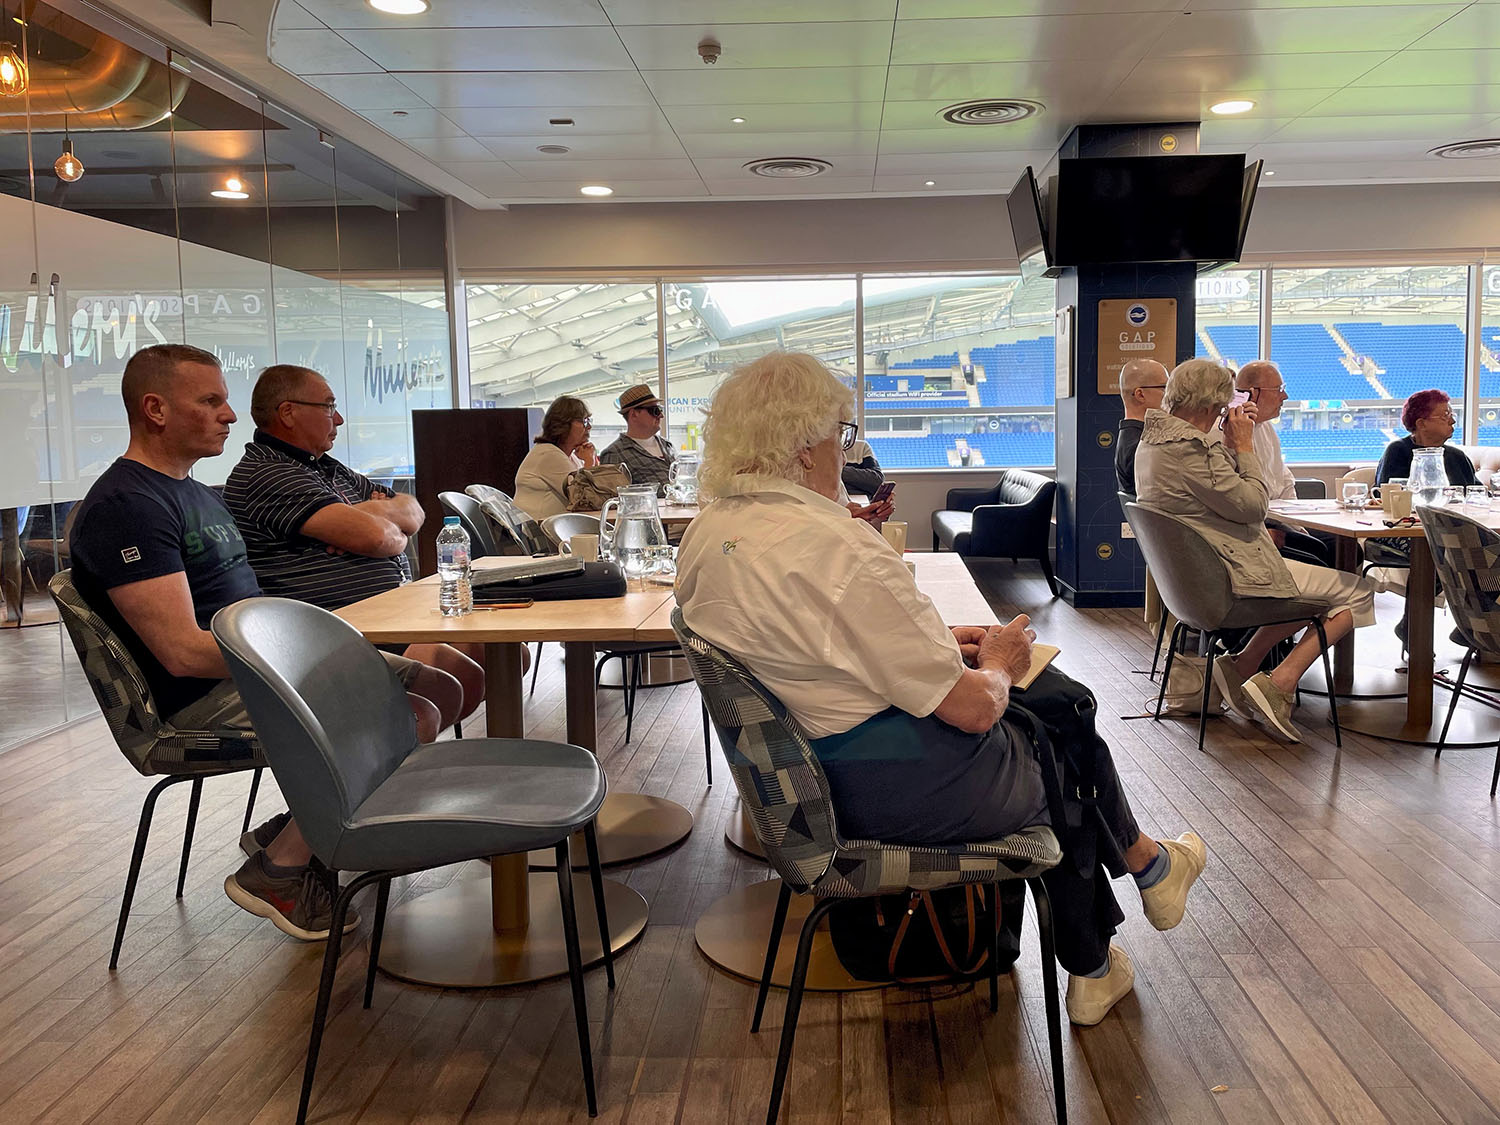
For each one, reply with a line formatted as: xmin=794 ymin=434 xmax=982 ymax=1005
xmin=634 ymin=404 xmax=664 ymax=418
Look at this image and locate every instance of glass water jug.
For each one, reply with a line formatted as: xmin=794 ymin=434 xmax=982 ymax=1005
xmin=666 ymin=452 xmax=700 ymax=504
xmin=1409 ymin=447 xmax=1448 ymax=507
xmin=599 ymin=484 xmax=669 ymax=579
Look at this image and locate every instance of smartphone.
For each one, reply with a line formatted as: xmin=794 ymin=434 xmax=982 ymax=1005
xmin=1219 ymin=390 xmax=1251 ymax=429
xmin=870 ymin=481 xmax=896 ymax=505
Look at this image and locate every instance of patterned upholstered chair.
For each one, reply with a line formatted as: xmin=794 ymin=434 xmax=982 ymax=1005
xmin=672 ymin=609 xmax=1067 ymax=1125
xmin=1418 ymin=508 xmax=1500 ymax=792
xmin=49 ymin=571 xmax=266 ymax=969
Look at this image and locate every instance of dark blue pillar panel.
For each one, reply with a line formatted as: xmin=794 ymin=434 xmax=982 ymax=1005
xmin=1055 ymin=263 xmax=1197 ymax=608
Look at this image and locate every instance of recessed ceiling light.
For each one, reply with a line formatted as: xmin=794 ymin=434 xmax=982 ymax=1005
xmin=1209 ymin=99 xmax=1255 ymax=115
xmin=1264 ymin=169 xmax=1275 ymax=176
xmin=924 ymin=180 xmax=936 ymax=187
xmin=580 ymin=185 xmax=613 ymax=196
xmin=731 ymin=117 xmax=745 ymax=124
xmin=211 ymin=176 xmax=249 ymax=200
xmin=367 ymin=0 xmax=429 ymax=14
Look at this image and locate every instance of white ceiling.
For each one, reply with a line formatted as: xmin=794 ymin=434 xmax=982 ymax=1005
xmin=267 ymin=0 xmax=1500 ymax=205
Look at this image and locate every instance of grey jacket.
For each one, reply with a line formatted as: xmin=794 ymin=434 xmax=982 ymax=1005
xmin=1134 ymin=408 xmax=1298 ymax=600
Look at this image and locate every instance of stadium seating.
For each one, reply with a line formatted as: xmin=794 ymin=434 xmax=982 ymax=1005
xmin=880 ymin=337 xmax=1056 ymax=409
xmin=890 ymin=352 xmax=958 ymax=371
xmin=1270 ymin=324 xmax=1382 ymax=402
xmin=866 ymin=431 xmax=1054 ymax=469
xmin=1205 ymin=324 xmax=1259 ymax=369
xmin=1336 ymin=322 xmax=1464 ymax=399
xmin=1276 ymin=427 xmax=1390 ymax=463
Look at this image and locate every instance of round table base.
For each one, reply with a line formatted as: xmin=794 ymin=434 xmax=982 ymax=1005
xmin=530 ymin=792 xmax=694 ymax=869
xmin=724 ymin=805 xmax=765 ymax=859
xmin=1298 ymin=665 xmax=1409 ymax=700
xmin=694 ymin=878 xmax=885 ymax=992
xmin=1320 ymin=697 xmax=1499 ymax=748
xmin=377 ymin=873 xmax=648 ymax=988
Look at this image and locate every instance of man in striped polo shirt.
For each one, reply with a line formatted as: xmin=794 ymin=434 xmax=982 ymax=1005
xmin=224 ymin=365 xmax=486 ymax=727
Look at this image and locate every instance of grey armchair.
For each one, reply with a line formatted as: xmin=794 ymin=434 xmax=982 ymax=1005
xmin=211 ymin=597 xmax=613 ymax=1123
xmin=1123 ymin=502 xmax=1344 ymax=753
xmin=437 ymin=491 xmax=502 ymax=557
xmin=932 ymin=469 xmax=1058 ymax=596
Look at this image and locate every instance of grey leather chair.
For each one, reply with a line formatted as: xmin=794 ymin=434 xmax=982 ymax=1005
xmin=1123 ymin=502 xmax=1343 ymax=753
xmin=437 ymin=491 xmax=502 ymax=557
xmin=465 ymin=484 xmax=555 ymax=556
xmin=211 ymin=597 xmax=613 ymax=1123
xmin=542 ymin=511 xmax=601 ymax=547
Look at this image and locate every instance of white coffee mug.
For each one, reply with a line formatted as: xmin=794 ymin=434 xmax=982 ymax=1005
xmin=570 ymin=533 xmax=600 ymax=562
xmin=1385 ymin=490 xmax=1413 ymax=519
xmin=881 ymin=520 xmax=908 ymax=556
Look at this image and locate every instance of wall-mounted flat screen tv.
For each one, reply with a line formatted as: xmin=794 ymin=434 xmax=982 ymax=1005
xmin=1006 ymin=166 xmax=1052 ymax=278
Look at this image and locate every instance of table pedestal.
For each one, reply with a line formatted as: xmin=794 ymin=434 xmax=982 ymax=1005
xmin=378 ymin=855 xmax=648 ymax=988
xmin=694 ymin=878 xmax=884 ymax=992
xmin=724 ymin=803 xmax=765 ymax=859
xmin=1316 ymin=696 xmax=1497 ymax=748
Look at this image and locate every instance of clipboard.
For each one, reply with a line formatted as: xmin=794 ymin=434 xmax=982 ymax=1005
xmin=1013 ymin=644 xmax=1061 ymax=692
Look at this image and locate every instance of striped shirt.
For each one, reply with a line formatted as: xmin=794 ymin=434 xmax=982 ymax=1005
xmin=223 ymin=432 xmax=412 ymax=612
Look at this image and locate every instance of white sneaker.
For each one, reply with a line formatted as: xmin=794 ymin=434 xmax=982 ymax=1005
xmin=1211 ymin=654 xmax=1255 ymax=720
xmin=1241 ymin=672 xmax=1302 ymax=743
xmin=1066 ymin=944 xmax=1134 ymax=1026
xmin=1140 ymin=832 xmax=1207 ymax=931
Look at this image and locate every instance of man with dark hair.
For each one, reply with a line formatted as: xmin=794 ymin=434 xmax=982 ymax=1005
xmin=224 ymin=364 xmax=485 ymax=720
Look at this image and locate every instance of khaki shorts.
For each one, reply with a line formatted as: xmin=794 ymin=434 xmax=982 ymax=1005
xmin=167 ymin=651 xmax=425 ymax=732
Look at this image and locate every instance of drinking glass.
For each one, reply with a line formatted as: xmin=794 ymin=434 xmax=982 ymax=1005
xmin=1442 ymin=486 xmax=1465 ymax=506
xmin=1342 ymin=482 xmax=1369 ymax=509
xmin=1466 ymin=486 xmax=1490 ymax=509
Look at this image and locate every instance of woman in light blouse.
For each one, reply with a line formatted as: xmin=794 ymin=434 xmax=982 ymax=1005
xmin=513 ymin=395 xmax=598 ymax=520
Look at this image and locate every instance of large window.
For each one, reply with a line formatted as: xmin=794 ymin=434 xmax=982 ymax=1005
xmin=1269 ymin=266 xmax=1468 ymax=466
xmin=1479 ymin=266 xmax=1500 ymax=447
xmin=862 ymin=275 xmax=1055 ymax=470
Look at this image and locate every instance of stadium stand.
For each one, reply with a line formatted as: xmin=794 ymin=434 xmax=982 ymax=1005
xmin=890 ymin=352 xmax=959 ymax=371
xmin=1336 ymin=322 xmax=1464 ymax=399
xmin=1479 ymin=328 xmax=1500 ymax=398
xmin=1276 ymin=427 xmax=1390 ymax=463
xmin=1205 ymin=324 xmax=1259 ymax=369
xmin=866 ymin=431 xmax=1054 ymax=469
xmin=1270 ymin=324 xmax=1383 ymax=402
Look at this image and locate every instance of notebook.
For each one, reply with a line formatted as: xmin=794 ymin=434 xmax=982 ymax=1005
xmin=1013 ymin=643 xmax=1061 ymax=692
xmin=471 ymin=554 xmax=583 ymax=588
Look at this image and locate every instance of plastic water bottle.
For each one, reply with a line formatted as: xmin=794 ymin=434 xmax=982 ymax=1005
xmin=436 ymin=516 xmax=472 ymax=616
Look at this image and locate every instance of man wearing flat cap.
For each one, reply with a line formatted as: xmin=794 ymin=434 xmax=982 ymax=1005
xmin=598 ymin=383 xmax=677 ymax=494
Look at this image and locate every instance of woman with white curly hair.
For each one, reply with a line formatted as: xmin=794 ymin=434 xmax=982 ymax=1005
xmin=1135 ymin=358 xmax=1375 ymax=744
xmin=676 ymin=351 xmax=1206 ymax=1026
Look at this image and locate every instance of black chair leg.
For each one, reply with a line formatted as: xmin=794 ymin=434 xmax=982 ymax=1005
xmin=531 ymin=641 xmax=544 ymax=696
xmin=242 ymin=768 xmax=262 ymax=834
xmin=1149 ymin=611 xmax=1170 ymax=680
xmin=363 ymin=877 xmax=392 ymax=1009
xmin=1154 ymin=622 xmax=1185 ymax=720
xmin=1038 ymin=554 xmax=1059 ymax=598
xmin=112 ymin=775 xmax=192 ymax=970
xmin=752 ymin=881 xmax=793 ymax=1034
xmin=624 ymin=656 xmax=640 ymax=743
xmin=765 ymin=898 xmax=839 ymax=1125
xmin=554 ymin=840 xmax=599 ymax=1117
xmin=582 ymin=822 xmax=615 ymax=988
xmin=1195 ymin=630 xmax=1218 ymax=753
xmin=1029 ymin=878 xmax=1068 ymax=1125
xmin=1436 ymin=647 xmax=1475 ymax=758
xmin=298 ymin=869 xmax=384 ymax=1125
xmin=175 ymin=777 xmax=204 ymax=899
xmin=989 ymin=883 xmax=1001 ymax=1014
xmin=1311 ymin=618 xmax=1341 ymax=748
xmin=453 ymin=721 xmax=463 ymax=739
xmin=1490 ymin=737 xmax=1500 ymax=798
xmin=702 ymin=703 xmax=712 ymax=786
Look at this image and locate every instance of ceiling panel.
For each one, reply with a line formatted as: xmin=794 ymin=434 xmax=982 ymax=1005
xmin=901 ymin=0 xmax=1187 ymax=13
xmin=501 ymin=157 xmax=703 ymax=182
xmin=476 ymin=133 xmax=690 ymax=159
xmin=363 ymin=107 xmax=467 ymax=138
xmin=1114 ymin=51 xmax=1394 ymax=93
xmin=297 ymin=0 xmax=610 ymax=28
xmin=614 ymin=22 xmax=896 ymax=70
xmin=1094 ymin=87 xmax=1337 ymax=121
xmin=892 ymin=14 xmax=1179 ymax=65
xmin=699 ymin=176 xmax=878 ymax=196
xmin=340 ymin=28 xmax=636 ymax=72
xmin=443 ymin=105 xmax=676 ymax=135
xmin=396 ymin=70 xmax=658 ymax=107
xmin=273 ymin=2 xmax=322 ymax=31
xmin=398 ymin=135 xmax=499 ymax=161
xmin=691 ymin=154 xmax=879 ymax=179
xmin=270 ymin=29 xmax=382 ymax=74
xmin=661 ymin=102 xmax=885 ymax=135
xmin=602 ymin=0 xmax=896 ymax=21
xmin=1310 ymin=84 xmax=1500 ymax=115
xmin=676 ymin=130 xmax=881 ymax=159
xmin=496 ymin=179 xmax=713 ymax=199
xmin=642 ymin=66 xmax=889 ymax=106
xmin=1257 ymin=111 xmax=1496 ymax=142
xmin=302 ymin=72 xmax=431 ymax=109
xmin=1405 ymin=4 xmax=1500 ymax=49
xmin=444 ymin=162 xmax=529 ymax=193
xmin=883 ymin=60 xmax=1135 ymax=103
xmin=1146 ymin=4 xmax=1462 ymax=57
xmin=873 ymin=150 xmax=1056 ymax=174
xmin=873 ymin=173 xmax=1022 ymax=193
xmin=1353 ymin=48 xmax=1500 ymax=86
xmin=878 ymin=125 xmax=1071 ymax=154
xmin=877 ymin=100 xmax=1096 ymax=135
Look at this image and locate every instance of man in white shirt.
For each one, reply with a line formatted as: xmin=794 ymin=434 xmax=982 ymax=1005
xmin=677 ymin=350 xmax=1206 ymax=1026
xmin=597 ymin=383 xmax=676 ymax=494
xmin=1236 ymin=360 xmax=1333 ymax=566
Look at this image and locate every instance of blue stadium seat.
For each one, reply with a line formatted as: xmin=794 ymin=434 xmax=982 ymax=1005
xmin=1271 ymin=324 xmax=1381 ymax=402
xmin=1335 ymin=321 xmax=1464 ymax=400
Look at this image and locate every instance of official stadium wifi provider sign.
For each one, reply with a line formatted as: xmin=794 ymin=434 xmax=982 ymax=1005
xmin=1096 ymin=298 xmax=1177 ymax=395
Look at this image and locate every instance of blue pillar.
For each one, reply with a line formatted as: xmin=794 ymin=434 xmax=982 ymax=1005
xmin=1054 ymin=263 xmax=1197 ymax=608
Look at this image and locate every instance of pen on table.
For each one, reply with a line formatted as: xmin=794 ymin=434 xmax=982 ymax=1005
xmin=472 ymin=600 xmax=534 ymax=610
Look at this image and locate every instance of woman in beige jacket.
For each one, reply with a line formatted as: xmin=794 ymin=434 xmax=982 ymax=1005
xmin=1135 ymin=359 xmax=1374 ymax=744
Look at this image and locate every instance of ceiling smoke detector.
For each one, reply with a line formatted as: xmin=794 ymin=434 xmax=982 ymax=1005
xmin=698 ymin=37 xmax=721 ymax=65
xmin=1430 ymin=138 xmax=1500 ymax=160
xmin=938 ymin=99 xmax=1043 ymax=126
xmin=744 ymin=156 xmax=832 ymax=178
xmin=537 ymin=144 xmax=571 ymax=154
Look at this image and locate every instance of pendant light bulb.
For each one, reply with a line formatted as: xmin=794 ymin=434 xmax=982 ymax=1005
xmin=54 ymin=139 xmax=83 ymax=183
xmin=0 ymin=41 xmax=26 ymax=97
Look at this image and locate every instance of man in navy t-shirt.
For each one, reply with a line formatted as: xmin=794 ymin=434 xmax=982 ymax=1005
xmin=70 ymin=345 xmax=375 ymax=944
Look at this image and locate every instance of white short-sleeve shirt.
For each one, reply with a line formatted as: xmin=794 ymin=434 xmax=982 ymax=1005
xmin=675 ymin=475 xmax=965 ymax=738
xmin=1252 ymin=421 xmax=1298 ymax=501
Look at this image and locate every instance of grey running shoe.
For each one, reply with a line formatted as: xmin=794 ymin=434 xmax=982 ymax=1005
xmin=1241 ymin=672 xmax=1302 ymax=743
xmin=238 ymin=810 xmax=292 ymax=858
xmin=224 ymin=852 xmax=359 ymax=941
xmin=1211 ymin=654 xmax=1255 ymax=720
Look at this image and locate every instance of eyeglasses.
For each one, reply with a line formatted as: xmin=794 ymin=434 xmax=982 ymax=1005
xmin=579 ymin=417 xmax=593 ymax=427
xmin=635 ymin=404 xmax=664 ymax=418
xmin=1251 ymin=385 xmax=1287 ymax=396
xmin=837 ymin=421 xmax=858 ymax=451
xmin=1383 ymin=516 xmax=1420 ymax=528
xmin=285 ymin=399 xmax=339 ymax=416
xmin=1136 ymin=384 xmax=1168 ymax=391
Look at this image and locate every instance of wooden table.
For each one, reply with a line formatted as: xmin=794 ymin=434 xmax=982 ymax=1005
xmin=334 ymin=568 xmax=694 ymax=987
xmin=1273 ymin=501 xmax=1500 ymax=746
xmin=653 ymin=552 xmax=1005 ymax=990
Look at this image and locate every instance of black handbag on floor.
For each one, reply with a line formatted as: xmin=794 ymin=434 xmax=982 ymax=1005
xmin=828 ymin=884 xmax=1010 ymax=983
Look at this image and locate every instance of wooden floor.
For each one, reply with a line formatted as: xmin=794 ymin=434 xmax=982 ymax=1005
xmin=4 ymin=562 xmax=1500 ymax=1124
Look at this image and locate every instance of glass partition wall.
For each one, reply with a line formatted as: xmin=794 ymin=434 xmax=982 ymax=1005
xmin=0 ymin=0 xmax=452 ymax=753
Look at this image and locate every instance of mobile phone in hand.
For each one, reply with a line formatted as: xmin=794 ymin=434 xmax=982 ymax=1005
xmin=1219 ymin=390 xmax=1250 ymax=429
xmin=870 ymin=481 xmax=896 ymax=504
